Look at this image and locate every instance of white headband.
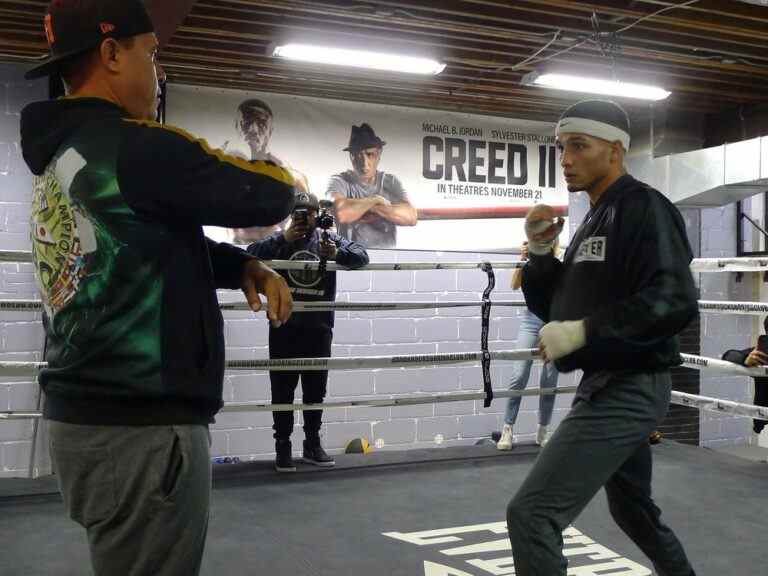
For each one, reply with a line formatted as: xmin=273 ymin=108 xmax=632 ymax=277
xmin=556 ymin=117 xmax=630 ymax=150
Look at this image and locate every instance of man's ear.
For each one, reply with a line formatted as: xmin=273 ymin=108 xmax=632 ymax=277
xmin=98 ymin=38 xmax=122 ymax=73
xmin=610 ymin=141 xmax=624 ymax=165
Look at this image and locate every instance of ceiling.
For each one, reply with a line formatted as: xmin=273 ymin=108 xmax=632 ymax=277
xmin=1 ymin=0 xmax=767 ymax=122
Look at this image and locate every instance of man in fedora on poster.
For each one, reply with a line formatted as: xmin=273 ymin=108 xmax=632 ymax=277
xmin=326 ymin=123 xmax=417 ymax=249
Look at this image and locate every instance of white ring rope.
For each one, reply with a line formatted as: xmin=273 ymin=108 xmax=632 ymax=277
xmin=697 ymin=300 xmax=768 ymax=316
xmin=0 ymin=350 xmax=539 ymax=377
xmin=671 ymin=390 xmax=768 ymax=420
xmin=2 ymin=387 xmax=766 ymax=421
xmin=267 ymin=257 xmax=768 ymax=273
xmin=0 ymin=300 xmax=526 ymax=312
xmin=680 ymin=353 xmax=768 ymax=377
xmin=227 ymin=350 xmax=538 ymax=371
xmin=689 ymin=257 xmax=768 ymax=273
xmin=0 ymin=250 xmax=32 ymax=263
xmin=0 ymin=386 xmax=580 ymax=420
xmin=3 ymin=251 xmax=768 ymax=273
xmin=204 ymin=301 xmax=527 ymax=312
xmin=1 ymin=351 xmax=766 ymax=378
xmin=262 ymin=260 xmax=523 ymax=271
xmin=3 ymin=299 xmax=766 ymax=316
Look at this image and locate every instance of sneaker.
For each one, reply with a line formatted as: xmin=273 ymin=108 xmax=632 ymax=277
xmin=275 ymin=440 xmax=296 ymax=473
xmin=536 ymin=425 xmax=550 ymax=446
xmin=302 ymin=439 xmax=335 ymax=467
xmin=497 ymin=424 xmax=514 ymax=451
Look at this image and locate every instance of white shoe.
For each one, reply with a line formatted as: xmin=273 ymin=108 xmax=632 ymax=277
xmin=497 ymin=424 xmax=514 ymax=450
xmin=536 ymin=425 xmax=550 ymax=446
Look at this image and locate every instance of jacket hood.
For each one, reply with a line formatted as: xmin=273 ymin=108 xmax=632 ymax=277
xmin=20 ymin=97 xmax=126 ymax=175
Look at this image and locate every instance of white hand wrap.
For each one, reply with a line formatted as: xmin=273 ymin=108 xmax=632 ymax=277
xmin=524 ymin=218 xmax=563 ymax=255
xmin=540 ymin=320 xmax=587 ymax=361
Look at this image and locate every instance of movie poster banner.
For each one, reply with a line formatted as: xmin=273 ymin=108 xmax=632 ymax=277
xmin=167 ymin=84 xmax=569 ymax=252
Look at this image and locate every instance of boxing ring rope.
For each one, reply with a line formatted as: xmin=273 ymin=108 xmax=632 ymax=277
xmin=1 ymin=350 xmax=767 ymax=420
xmin=0 ymin=250 xmax=32 ymax=263
xmin=266 ymin=257 xmax=768 ymax=273
xmin=2 ymin=387 xmax=766 ymax=421
xmin=4 ymin=251 xmax=768 ymax=272
xmin=3 ymin=299 xmax=768 ymax=315
xmin=2 ymin=351 xmax=768 ymax=377
xmin=0 ymin=299 xmax=528 ymax=312
xmin=0 ymin=386 xmax=580 ymax=420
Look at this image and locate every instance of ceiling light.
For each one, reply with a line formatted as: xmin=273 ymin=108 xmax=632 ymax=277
xmin=522 ymin=71 xmax=670 ymax=101
xmin=272 ymin=43 xmax=446 ymax=75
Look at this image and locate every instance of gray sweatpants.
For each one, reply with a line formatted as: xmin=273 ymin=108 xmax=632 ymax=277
xmin=506 ymin=371 xmax=695 ymax=576
xmin=48 ymin=422 xmax=211 ymax=576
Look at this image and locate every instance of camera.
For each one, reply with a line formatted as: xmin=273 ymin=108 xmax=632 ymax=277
xmin=293 ymin=208 xmax=308 ymax=225
xmin=316 ymin=200 xmax=335 ymax=231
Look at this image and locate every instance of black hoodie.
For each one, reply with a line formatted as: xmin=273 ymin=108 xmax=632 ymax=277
xmin=20 ymin=97 xmax=295 ymax=425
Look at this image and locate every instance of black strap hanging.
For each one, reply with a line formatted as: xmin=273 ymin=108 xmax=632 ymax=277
xmin=480 ymin=262 xmax=495 ymax=407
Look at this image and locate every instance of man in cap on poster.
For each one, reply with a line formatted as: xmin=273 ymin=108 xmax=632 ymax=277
xmin=19 ymin=1 xmax=295 ymax=574
xmin=326 ymin=123 xmax=417 ymax=249
xmin=228 ymin=97 xmax=312 ymax=243
xmin=506 ymin=99 xmax=698 ymax=575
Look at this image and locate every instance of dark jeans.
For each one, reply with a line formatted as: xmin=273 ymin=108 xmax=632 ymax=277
xmin=507 ymin=371 xmax=695 ymax=576
xmin=269 ymin=326 xmax=332 ymax=441
xmin=48 ymin=421 xmax=211 ymax=576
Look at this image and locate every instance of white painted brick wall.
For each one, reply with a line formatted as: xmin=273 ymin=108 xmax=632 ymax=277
xmin=0 ymin=61 xmax=753 ymax=476
xmin=0 ymin=64 xmax=47 ymax=478
xmin=698 ymin=204 xmax=754 ymax=448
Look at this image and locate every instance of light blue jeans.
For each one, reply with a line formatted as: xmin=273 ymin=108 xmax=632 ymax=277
xmin=504 ymin=309 xmax=559 ymax=426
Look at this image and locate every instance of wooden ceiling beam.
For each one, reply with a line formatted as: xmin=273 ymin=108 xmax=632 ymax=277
xmin=164 ymin=37 xmax=768 ymax=96
xmin=200 ymin=1 xmax=768 ymax=59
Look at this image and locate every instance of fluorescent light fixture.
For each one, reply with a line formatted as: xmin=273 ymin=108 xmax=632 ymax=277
xmin=272 ymin=43 xmax=446 ymax=75
xmin=522 ymin=71 xmax=671 ymax=101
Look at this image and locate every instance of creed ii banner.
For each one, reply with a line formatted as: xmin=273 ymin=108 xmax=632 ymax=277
xmin=167 ymin=84 xmax=569 ymax=252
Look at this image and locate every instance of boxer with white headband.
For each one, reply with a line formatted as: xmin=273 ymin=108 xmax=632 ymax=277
xmin=555 ymin=99 xmax=631 ymax=152
xmin=509 ymin=99 xmax=699 ymax=576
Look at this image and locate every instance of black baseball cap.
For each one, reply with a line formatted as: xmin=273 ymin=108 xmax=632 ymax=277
xmin=294 ymin=192 xmax=320 ymax=211
xmin=25 ymin=0 xmax=155 ymax=80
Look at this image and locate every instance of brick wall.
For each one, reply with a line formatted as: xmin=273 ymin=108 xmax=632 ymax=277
xmin=214 ymin=254 xmax=579 ymax=459
xmin=697 ymin=204 xmax=756 ymax=448
xmin=0 ymin=63 xmax=47 ymax=478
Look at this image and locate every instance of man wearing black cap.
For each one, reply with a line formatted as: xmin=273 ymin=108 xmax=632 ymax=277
xmin=326 ymin=123 xmax=417 ymax=249
xmin=247 ymin=191 xmax=369 ymax=471
xmin=20 ymin=1 xmax=295 ymax=574
xmin=506 ymin=99 xmax=698 ymax=576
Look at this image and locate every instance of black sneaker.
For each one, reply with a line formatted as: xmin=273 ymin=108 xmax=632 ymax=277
xmin=275 ymin=440 xmax=296 ymax=473
xmin=302 ymin=439 xmax=335 ymax=467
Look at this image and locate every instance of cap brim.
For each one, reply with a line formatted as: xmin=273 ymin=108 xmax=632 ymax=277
xmin=24 ymin=46 xmax=93 ymax=80
xmin=24 ymin=58 xmax=60 ymax=80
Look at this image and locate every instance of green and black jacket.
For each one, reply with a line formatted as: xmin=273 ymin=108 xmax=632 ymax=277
xmin=20 ymin=97 xmax=295 ymax=425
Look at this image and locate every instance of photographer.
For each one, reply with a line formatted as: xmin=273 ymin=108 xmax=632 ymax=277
xmin=247 ymin=192 xmax=369 ymax=471
xmin=722 ymin=316 xmax=768 ymax=440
